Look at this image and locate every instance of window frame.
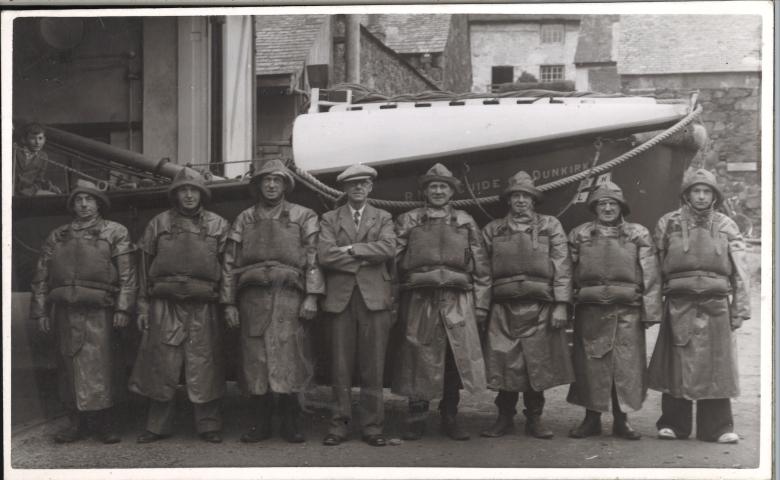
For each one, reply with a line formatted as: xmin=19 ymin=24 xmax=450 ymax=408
xmin=539 ymin=64 xmax=565 ymax=83
xmin=540 ymin=23 xmax=565 ymax=44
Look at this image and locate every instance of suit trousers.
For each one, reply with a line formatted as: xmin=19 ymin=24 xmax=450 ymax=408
xmin=329 ymin=286 xmax=393 ymax=437
xmin=145 ymin=398 xmax=222 ymax=435
xmin=656 ymin=393 xmax=733 ymax=441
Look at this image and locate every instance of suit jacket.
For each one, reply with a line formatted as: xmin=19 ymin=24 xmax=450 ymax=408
xmin=318 ymin=203 xmax=396 ymax=313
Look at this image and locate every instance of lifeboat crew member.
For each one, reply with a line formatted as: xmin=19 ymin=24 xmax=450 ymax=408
xmin=223 ymin=159 xmax=325 ymax=444
xmin=318 ymin=163 xmax=396 ymax=447
xmin=393 ymin=163 xmax=491 ymax=441
xmin=479 ymin=170 xmax=574 ymax=440
xmin=566 ymin=181 xmax=662 ymax=440
xmin=30 ymin=179 xmax=137 ymax=444
xmin=648 ymin=168 xmax=750 ymax=444
xmin=129 ymin=169 xmax=231 ymax=444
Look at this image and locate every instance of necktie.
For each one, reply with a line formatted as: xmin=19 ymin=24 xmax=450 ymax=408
xmin=353 ymin=210 xmax=361 ymax=228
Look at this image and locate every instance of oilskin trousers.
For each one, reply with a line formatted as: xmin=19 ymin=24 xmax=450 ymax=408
xmin=656 ymin=393 xmax=733 ymax=441
xmin=493 ymin=389 xmax=546 ymax=418
xmin=408 ymin=343 xmax=463 ymax=419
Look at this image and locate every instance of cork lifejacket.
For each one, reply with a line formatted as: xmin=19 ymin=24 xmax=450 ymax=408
xmin=401 ymin=215 xmax=472 ymax=290
xmin=491 ymin=225 xmax=554 ymax=301
xmin=48 ymin=227 xmax=118 ymax=306
xmin=148 ymin=222 xmax=221 ymax=301
xmin=237 ymin=210 xmax=306 ymax=291
xmin=662 ymin=219 xmax=732 ymax=295
xmin=575 ymin=226 xmax=642 ymax=305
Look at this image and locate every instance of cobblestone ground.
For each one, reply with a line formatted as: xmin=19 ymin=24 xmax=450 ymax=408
xmin=9 ymin=248 xmax=766 ymax=474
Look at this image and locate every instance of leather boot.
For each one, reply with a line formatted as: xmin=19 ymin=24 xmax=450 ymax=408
xmin=440 ymin=413 xmax=470 ymax=441
xmin=54 ymin=411 xmax=86 ymax=444
xmin=402 ymin=420 xmax=426 ymax=441
xmin=241 ymin=394 xmax=273 ymax=443
xmin=93 ymin=409 xmax=121 ymax=444
xmin=402 ymin=400 xmax=428 ymax=441
xmin=569 ymin=410 xmax=602 ymax=438
xmin=613 ymin=411 xmax=641 ymax=440
xmin=279 ymin=394 xmax=305 ymax=443
xmin=524 ymin=415 xmax=553 ymax=439
xmin=480 ymin=414 xmax=515 ymax=438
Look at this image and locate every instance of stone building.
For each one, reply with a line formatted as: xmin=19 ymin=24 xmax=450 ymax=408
xmin=573 ymin=15 xmax=620 ymax=93
xmin=469 ymin=14 xmax=581 ymax=93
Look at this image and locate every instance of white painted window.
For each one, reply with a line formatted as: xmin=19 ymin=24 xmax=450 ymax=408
xmin=540 ymin=24 xmax=564 ymax=44
xmin=539 ymin=65 xmax=565 ymax=83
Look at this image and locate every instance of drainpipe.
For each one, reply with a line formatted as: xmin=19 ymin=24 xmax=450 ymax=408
xmin=345 ymin=15 xmax=361 ymax=83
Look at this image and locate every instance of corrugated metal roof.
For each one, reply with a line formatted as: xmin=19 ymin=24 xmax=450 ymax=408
xmin=254 ymin=15 xmax=328 ymax=76
xmin=574 ymin=15 xmax=618 ymax=64
xmin=618 ymin=15 xmax=762 ymax=74
xmin=365 ymin=14 xmax=451 ymax=54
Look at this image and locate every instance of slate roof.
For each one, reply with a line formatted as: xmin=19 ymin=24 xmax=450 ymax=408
xmin=254 ymin=15 xmax=328 ymax=76
xmin=618 ymin=15 xmax=762 ymax=74
xmin=365 ymin=14 xmax=451 ymax=54
xmin=468 ymin=14 xmax=581 ymax=23
xmin=574 ymin=15 xmax=618 ymax=65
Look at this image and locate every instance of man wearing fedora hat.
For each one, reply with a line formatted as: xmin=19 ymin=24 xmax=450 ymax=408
xmin=479 ymin=170 xmax=574 ymax=440
xmin=318 ymin=163 xmax=396 ymax=447
xmin=648 ymin=168 xmax=750 ymax=444
xmin=30 ymin=179 xmax=137 ymax=444
xmin=566 ymin=181 xmax=662 ymax=440
xmin=129 ymin=169 xmax=231 ymax=444
xmin=393 ymin=163 xmax=490 ymax=441
xmin=223 ymin=159 xmax=325 ymax=444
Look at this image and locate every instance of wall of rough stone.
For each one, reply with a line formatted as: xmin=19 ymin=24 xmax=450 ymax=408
xmin=442 ymin=15 xmax=473 ymax=93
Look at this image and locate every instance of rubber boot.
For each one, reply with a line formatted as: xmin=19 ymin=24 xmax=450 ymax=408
xmin=480 ymin=414 xmax=515 ymax=438
xmin=279 ymin=394 xmax=305 ymax=443
xmin=440 ymin=413 xmax=470 ymax=441
xmin=613 ymin=410 xmax=641 ymax=440
xmin=241 ymin=393 xmax=273 ymax=443
xmin=93 ymin=408 xmax=121 ymax=444
xmin=54 ymin=410 xmax=87 ymax=444
xmin=569 ymin=410 xmax=603 ymax=438
xmin=523 ymin=390 xmax=553 ymax=439
xmin=402 ymin=400 xmax=428 ymax=441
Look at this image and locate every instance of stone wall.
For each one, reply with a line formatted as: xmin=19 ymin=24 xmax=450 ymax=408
xmin=358 ymin=27 xmax=439 ymax=95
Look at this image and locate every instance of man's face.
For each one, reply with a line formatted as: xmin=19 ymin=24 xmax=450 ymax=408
xmin=72 ymin=193 xmax=99 ymax=220
xmin=175 ymin=185 xmax=202 ymax=211
xmin=687 ymin=184 xmax=715 ymax=210
xmin=425 ymin=181 xmax=453 ymax=208
xmin=259 ymin=174 xmax=285 ymax=202
xmin=508 ymin=191 xmax=535 ymax=216
xmin=595 ymin=198 xmax=621 ymax=224
xmin=26 ymin=132 xmax=45 ymax=152
xmin=344 ymin=179 xmax=373 ymax=206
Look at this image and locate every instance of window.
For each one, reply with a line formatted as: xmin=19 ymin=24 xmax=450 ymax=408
xmin=491 ymin=66 xmax=515 ymax=85
xmin=540 ymin=24 xmax=564 ymax=44
xmin=539 ymin=65 xmax=565 ymax=83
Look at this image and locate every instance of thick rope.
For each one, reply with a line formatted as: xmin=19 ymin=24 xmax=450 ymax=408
xmin=290 ymin=105 xmax=703 ymax=211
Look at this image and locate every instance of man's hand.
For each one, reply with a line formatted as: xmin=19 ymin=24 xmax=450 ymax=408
xmin=113 ymin=311 xmax=129 ymax=328
xmin=299 ymin=294 xmax=318 ymax=321
xmin=224 ymin=305 xmax=240 ymax=329
xmin=550 ymin=304 xmax=569 ymax=329
xmin=731 ymin=316 xmax=747 ymax=331
xmin=37 ymin=316 xmax=51 ymax=334
xmin=338 ymin=245 xmax=352 ymax=254
xmin=137 ymin=313 xmax=149 ymax=332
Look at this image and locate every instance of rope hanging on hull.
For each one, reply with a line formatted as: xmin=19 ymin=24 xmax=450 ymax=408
xmin=290 ymin=105 xmax=703 ymax=210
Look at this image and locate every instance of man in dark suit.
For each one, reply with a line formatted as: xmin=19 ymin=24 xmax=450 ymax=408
xmin=318 ymin=164 xmax=397 ymax=447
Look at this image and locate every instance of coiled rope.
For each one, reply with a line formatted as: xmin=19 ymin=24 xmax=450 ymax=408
xmin=290 ymin=104 xmax=703 ymax=211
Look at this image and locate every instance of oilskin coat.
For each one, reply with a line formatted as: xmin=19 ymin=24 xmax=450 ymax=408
xmin=128 ymin=208 xmax=230 ymax=404
xmin=392 ymin=206 xmax=490 ymax=400
xmin=224 ymin=200 xmax=325 ymax=395
xmin=30 ymin=217 xmax=137 ymax=411
xmin=481 ymin=213 xmax=574 ymax=393
xmin=566 ymin=221 xmax=662 ymax=413
xmin=648 ymin=206 xmax=750 ymax=400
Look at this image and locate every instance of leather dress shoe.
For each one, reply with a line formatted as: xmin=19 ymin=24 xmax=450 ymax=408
xmin=54 ymin=426 xmax=85 ymax=444
xmin=613 ymin=418 xmax=641 ymax=440
xmin=199 ymin=431 xmax=223 ymax=443
xmin=96 ymin=431 xmax=121 ymax=444
xmin=480 ymin=414 xmax=515 ymax=438
xmin=322 ymin=433 xmax=345 ymax=446
xmin=136 ymin=430 xmax=169 ymax=444
xmin=241 ymin=425 xmax=272 ymax=443
xmin=525 ymin=415 xmax=553 ymax=439
xmin=569 ymin=414 xmax=602 ymax=439
xmin=441 ymin=415 xmax=470 ymax=441
xmin=362 ymin=434 xmax=387 ymax=447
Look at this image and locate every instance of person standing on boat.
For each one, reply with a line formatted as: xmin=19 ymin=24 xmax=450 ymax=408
xmin=13 ymin=122 xmax=59 ymax=196
xmin=318 ymin=164 xmax=396 ymax=447
xmin=479 ymin=171 xmax=574 ymax=440
xmin=393 ymin=163 xmax=490 ymax=441
xmin=648 ymin=168 xmax=750 ymax=444
xmin=129 ymin=169 xmax=230 ymax=444
xmin=30 ymin=179 xmax=137 ymax=444
xmin=222 ymin=159 xmax=324 ymax=444
xmin=566 ymin=181 xmax=662 ymax=440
